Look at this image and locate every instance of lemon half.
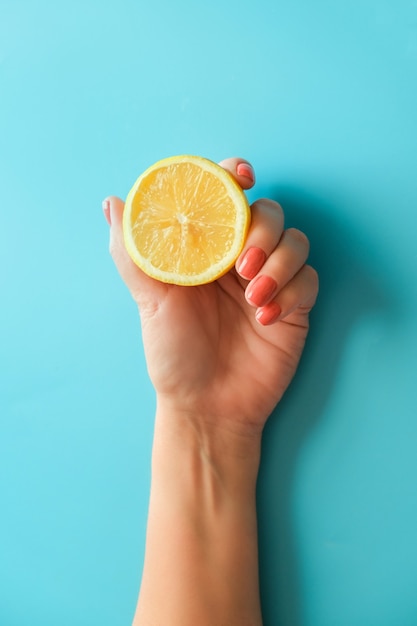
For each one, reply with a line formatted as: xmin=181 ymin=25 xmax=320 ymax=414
xmin=123 ymin=155 xmax=251 ymax=286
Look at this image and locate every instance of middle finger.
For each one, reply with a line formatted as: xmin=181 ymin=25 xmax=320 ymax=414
xmin=245 ymin=228 xmax=310 ymax=308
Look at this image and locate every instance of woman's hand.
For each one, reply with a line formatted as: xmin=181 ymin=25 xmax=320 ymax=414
xmin=103 ymin=157 xmax=318 ymax=437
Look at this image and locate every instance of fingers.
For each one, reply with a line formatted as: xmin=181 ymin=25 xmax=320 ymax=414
xmin=236 ymin=199 xmax=285 ymax=280
xmin=102 ymin=159 xmax=319 ymax=325
xmin=221 ymin=162 xmax=317 ymax=325
xmin=235 ymin=204 xmax=318 ymax=325
xmin=255 ymin=265 xmax=319 ymax=325
xmin=245 ymin=228 xmax=310 ymax=307
xmin=218 ymin=157 xmax=256 ymax=190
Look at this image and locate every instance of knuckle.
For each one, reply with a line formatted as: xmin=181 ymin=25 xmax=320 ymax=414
xmin=304 ymin=264 xmax=319 ymax=289
xmin=252 ymin=197 xmax=284 ymax=216
xmin=287 ymin=227 xmax=310 ymax=249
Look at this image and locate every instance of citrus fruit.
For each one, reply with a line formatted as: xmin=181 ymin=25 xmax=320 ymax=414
xmin=123 ymin=155 xmax=251 ymax=286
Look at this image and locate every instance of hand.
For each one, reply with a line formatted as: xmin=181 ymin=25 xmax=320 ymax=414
xmin=103 ymin=158 xmax=318 ymax=437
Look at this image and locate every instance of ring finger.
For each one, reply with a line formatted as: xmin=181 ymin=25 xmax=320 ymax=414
xmin=256 ymin=264 xmax=319 ymax=325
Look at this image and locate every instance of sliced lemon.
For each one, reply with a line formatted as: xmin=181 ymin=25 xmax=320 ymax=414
xmin=123 ymin=155 xmax=251 ymax=286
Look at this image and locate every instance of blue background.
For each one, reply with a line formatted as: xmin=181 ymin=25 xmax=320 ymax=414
xmin=1 ymin=1 xmax=417 ymax=624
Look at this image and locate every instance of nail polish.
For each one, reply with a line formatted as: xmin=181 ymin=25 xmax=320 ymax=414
xmin=246 ymin=275 xmax=278 ymax=307
xmin=236 ymin=247 xmax=267 ymax=280
xmin=256 ymin=302 xmax=282 ymax=326
xmin=236 ymin=162 xmax=255 ymax=184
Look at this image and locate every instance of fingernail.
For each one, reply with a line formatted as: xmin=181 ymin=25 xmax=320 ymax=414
xmin=236 ymin=247 xmax=266 ymax=280
xmin=256 ymin=302 xmax=282 ymax=326
xmin=246 ymin=275 xmax=278 ymax=307
xmin=102 ymin=199 xmax=111 ymax=225
xmin=236 ymin=162 xmax=255 ymax=183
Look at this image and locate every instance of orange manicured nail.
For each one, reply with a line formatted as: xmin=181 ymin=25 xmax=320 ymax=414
xmin=256 ymin=302 xmax=282 ymax=325
xmin=236 ymin=162 xmax=255 ymax=183
xmin=246 ymin=275 xmax=278 ymax=307
xmin=236 ymin=247 xmax=266 ymax=280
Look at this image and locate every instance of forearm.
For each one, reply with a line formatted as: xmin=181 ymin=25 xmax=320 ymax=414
xmin=133 ymin=403 xmax=263 ymax=626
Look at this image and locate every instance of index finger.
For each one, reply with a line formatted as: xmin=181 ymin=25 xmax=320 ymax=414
xmin=236 ymin=198 xmax=285 ymax=281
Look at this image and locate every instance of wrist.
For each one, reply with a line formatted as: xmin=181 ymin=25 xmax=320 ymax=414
xmin=153 ymin=398 xmax=262 ymax=487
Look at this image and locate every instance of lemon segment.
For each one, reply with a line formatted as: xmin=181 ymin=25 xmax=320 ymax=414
xmin=123 ymin=155 xmax=251 ymax=286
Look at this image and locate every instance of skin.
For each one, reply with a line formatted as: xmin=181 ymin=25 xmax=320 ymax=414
xmin=103 ymin=157 xmax=318 ymax=626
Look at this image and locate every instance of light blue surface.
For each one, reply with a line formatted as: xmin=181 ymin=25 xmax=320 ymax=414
xmin=1 ymin=1 xmax=417 ymax=624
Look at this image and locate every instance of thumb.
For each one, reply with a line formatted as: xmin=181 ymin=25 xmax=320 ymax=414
xmin=218 ymin=157 xmax=256 ymax=190
xmin=102 ymin=196 xmax=167 ymax=307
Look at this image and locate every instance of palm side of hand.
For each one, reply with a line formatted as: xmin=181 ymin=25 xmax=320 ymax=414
xmin=103 ymin=158 xmax=318 ymax=434
xmin=138 ymin=272 xmax=310 ymax=432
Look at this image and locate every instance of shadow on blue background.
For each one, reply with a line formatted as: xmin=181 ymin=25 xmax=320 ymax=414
xmin=257 ymin=185 xmax=396 ymax=624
